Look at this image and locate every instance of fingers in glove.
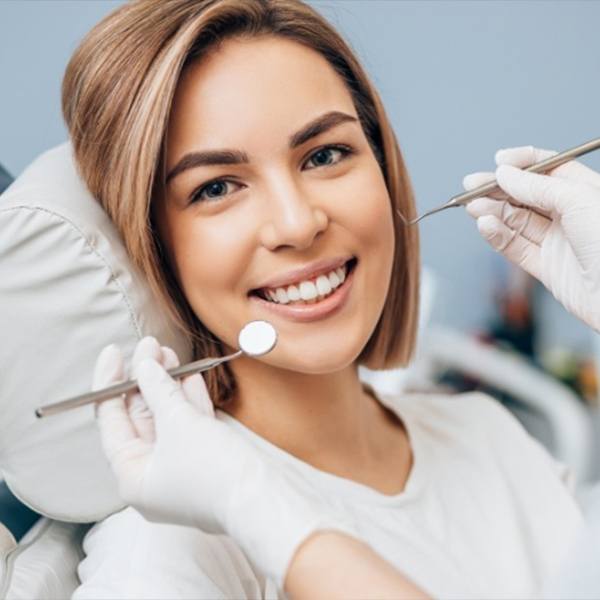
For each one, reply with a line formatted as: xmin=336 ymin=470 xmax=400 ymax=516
xmin=183 ymin=373 xmax=215 ymax=417
xmin=496 ymin=145 xmax=600 ymax=189
xmin=477 ymin=215 xmax=542 ymax=281
xmin=161 ymin=345 xmax=179 ymax=370
xmin=496 ymin=145 xmax=556 ymax=168
xmin=127 ymin=337 xmax=163 ymax=443
xmin=161 ymin=346 xmax=215 ymax=416
xmin=93 ymin=344 xmax=141 ymax=462
xmin=495 ymin=164 xmax=595 ymax=216
xmin=467 ymin=197 xmax=551 ymax=247
xmin=463 ymin=171 xmax=508 ymax=201
xmin=136 ymin=358 xmax=193 ymax=436
xmin=93 ymin=344 xmax=124 ymax=391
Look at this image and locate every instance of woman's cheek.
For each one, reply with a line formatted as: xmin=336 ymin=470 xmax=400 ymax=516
xmin=346 ymin=170 xmax=396 ymax=304
xmin=173 ymin=214 xmax=255 ymax=337
xmin=339 ymin=166 xmax=394 ymax=252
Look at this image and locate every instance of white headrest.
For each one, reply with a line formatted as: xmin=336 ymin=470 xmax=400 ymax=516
xmin=0 ymin=143 xmax=192 ymax=522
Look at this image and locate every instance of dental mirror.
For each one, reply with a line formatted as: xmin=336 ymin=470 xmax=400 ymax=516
xmin=35 ymin=320 xmax=278 ymax=418
xmin=238 ymin=319 xmax=278 ymax=356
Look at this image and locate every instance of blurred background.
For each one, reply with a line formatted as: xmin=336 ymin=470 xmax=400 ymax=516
xmin=1 ymin=1 xmax=599 ymax=476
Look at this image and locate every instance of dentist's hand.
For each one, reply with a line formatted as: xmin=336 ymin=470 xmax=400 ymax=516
xmin=92 ymin=337 xmax=356 ymax=588
xmin=463 ymin=146 xmax=600 ymax=332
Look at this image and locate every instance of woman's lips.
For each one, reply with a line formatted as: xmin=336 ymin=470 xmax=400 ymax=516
xmin=248 ymin=261 xmax=356 ymax=323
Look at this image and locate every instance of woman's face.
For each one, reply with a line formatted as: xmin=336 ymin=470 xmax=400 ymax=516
xmin=158 ymin=35 xmax=395 ymax=373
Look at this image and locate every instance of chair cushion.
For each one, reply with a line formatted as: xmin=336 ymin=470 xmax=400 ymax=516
xmin=0 ymin=518 xmax=89 ymax=599
xmin=0 ymin=143 xmax=191 ymax=522
xmin=0 ymin=522 xmax=16 ymax=560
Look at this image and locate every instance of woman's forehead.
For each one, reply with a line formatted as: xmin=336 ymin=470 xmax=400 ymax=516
xmin=167 ymin=36 xmax=357 ymax=150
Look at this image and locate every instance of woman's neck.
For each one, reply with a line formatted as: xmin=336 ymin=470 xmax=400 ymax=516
xmin=223 ymin=357 xmax=407 ymax=485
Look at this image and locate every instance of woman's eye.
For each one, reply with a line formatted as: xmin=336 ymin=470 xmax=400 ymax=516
xmin=190 ymin=179 xmax=242 ymax=204
xmin=304 ymin=145 xmax=353 ymax=170
xmin=188 ymin=145 xmax=353 ymax=204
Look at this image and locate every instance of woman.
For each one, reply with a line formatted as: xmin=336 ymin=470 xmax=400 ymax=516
xmin=64 ymin=1 xmax=582 ymax=598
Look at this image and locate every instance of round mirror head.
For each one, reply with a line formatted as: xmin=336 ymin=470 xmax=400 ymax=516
xmin=238 ymin=320 xmax=278 ymax=357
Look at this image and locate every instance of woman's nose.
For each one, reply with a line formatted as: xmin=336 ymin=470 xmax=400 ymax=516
xmin=259 ymin=185 xmax=329 ymax=251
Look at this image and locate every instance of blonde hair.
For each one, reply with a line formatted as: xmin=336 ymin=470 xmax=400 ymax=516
xmin=62 ymin=0 xmax=420 ymax=406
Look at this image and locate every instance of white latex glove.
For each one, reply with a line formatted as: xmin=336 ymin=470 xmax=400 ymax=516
xmin=463 ymin=145 xmax=600 ymax=332
xmin=93 ymin=337 xmax=357 ymax=588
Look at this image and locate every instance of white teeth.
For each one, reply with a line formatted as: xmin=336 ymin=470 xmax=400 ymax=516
xmin=275 ymin=288 xmax=289 ymax=304
xmin=299 ymin=281 xmax=318 ymax=301
xmin=287 ymin=284 xmax=300 ymax=302
xmin=328 ymin=271 xmax=340 ymax=288
xmin=259 ymin=261 xmax=352 ymax=304
xmin=316 ymin=275 xmax=332 ymax=296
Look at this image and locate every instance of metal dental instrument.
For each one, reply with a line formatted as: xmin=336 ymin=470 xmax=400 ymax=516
xmin=35 ymin=320 xmax=278 ymax=418
xmin=400 ymin=137 xmax=600 ymax=226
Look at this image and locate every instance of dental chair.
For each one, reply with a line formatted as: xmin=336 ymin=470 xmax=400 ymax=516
xmin=0 ymin=162 xmax=41 ymax=570
xmin=0 ymin=146 xmax=191 ymax=598
xmin=0 ymin=160 xmax=86 ymax=599
xmin=0 ymin=146 xmax=595 ymax=599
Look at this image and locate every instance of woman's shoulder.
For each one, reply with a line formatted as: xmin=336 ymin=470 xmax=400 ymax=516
xmin=380 ymin=390 xmax=518 ymax=432
xmin=73 ymin=506 xmax=278 ymax=600
xmin=379 ymin=390 xmax=552 ymax=459
xmin=380 ymin=390 xmax=576 ymax=491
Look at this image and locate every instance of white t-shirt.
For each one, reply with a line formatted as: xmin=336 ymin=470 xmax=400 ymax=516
xmin=73 ymin=392 xmax=583 ymax=599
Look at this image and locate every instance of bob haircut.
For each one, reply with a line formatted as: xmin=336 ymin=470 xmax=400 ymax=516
xmin=62 ymin=0 xmax=420 ymax=406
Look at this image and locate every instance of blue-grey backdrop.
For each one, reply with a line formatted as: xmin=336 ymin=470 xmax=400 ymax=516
xmin=2 ymin=0 xmax=600 ymax=355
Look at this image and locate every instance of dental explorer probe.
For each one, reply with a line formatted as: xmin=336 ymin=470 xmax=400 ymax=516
xmin=400 ymin=136 xmax=600 ymax=226
xmin=35 ymin=320 xmax=277 ymax=419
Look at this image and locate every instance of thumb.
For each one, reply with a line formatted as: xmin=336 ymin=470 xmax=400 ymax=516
xmin=495 ymin=164 xmax=591 ymax=215
xmin=136 ymin=358 xmax=190 ymax=428
xmin=93 ymin=344 xmax=124 ymax=390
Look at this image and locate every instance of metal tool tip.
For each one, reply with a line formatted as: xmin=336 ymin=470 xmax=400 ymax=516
xmin=395 ymin=209 xmax=411 ymax=226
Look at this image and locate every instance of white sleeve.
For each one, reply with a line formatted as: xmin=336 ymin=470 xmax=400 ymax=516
xmin=553 ymin=459 xmax=577 ymax=495
xmin=542 ymin=484 xmax=600 ymax=597
xmin=72 ymin=507 xmax=269 ymax=600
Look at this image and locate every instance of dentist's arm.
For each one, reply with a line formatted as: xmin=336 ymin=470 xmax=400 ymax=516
xmin=463 ymin=145 xmax=600 ymax=332
xmin=93 ymin=339 xmax=430 ymax=600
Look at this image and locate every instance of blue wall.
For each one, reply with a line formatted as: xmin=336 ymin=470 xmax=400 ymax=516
xmin=2 ymin=0 xmax=600 ymax=352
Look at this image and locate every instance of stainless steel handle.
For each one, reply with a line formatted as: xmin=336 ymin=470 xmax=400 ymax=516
xmin=35 ymin=350 xmax=242 ymax=418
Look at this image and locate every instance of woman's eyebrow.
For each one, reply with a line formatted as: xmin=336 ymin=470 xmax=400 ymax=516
xmin=289 ymin=110 xmax=357 ymax=149
xmin=166 ymin=110 xmax=358 ymax=185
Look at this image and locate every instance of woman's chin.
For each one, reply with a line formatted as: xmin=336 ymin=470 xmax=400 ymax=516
xmin=263 ymin=343 xmax=365 ymax=375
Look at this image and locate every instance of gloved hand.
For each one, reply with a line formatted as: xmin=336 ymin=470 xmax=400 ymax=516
xmin=93 ymin=337 xmax=357 ymax=588
xmin=463 ymin=145 xmax=600 ymax=332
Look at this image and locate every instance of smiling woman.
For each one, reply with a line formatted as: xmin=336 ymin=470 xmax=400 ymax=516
xmin=62 ymin=0 xmax=420 ymax=408
xmin=59 ymin=1 xmax=583 ymax=599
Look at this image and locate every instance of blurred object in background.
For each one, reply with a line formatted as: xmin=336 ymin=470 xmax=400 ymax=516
xmin=541 ymin=348 xmax=599 ymax=409
xmin=486 ymin=263 xmax=536 ymax=360
xmin=593 ymin=334 xmax=600 ymax=408
xmin=440 ymin=257 xmax=599 ymax=410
